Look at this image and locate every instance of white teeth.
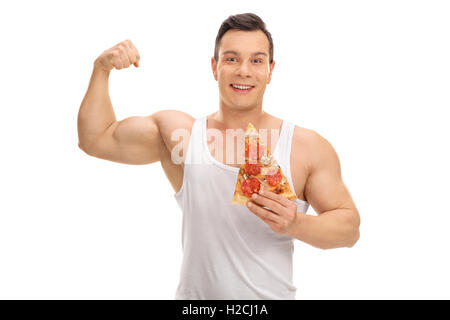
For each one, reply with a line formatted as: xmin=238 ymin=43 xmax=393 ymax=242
xmin=232 ymin=84 xmax=253 ymax=90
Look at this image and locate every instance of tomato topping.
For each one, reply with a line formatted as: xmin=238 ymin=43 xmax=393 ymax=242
xmin=241 ymin=177 xmax=261 ymax=197
xmin=245 ymin=141 xmax=264 ymax=162
xmin=245 ymin=163 xmax=261 ymax=176
xmin=266 ymin=169 xmax=282 ymax=186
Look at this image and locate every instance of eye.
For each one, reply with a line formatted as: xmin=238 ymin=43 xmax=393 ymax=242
xmin=226 ymin=57 xmax=237 ymax=62
xmin=253 ymin=59 xmax=263 ymax=63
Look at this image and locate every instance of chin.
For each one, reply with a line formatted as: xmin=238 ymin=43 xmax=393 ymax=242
xmin=220 ymin=94 xmax=258 ymax=110
xmin=231 ymin=103 xmax=256 ymax=111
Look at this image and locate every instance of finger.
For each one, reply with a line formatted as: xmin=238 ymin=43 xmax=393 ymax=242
xmin=115 ymin=56 xmax=124 ymax=69
xmin=116 ymin=43 xmax=130 ymax=67
xmin=134 ymin=48 xmax=140 ymax=67
xmin=259 ymin=189 xmax=292 ymax=208
xmin=124 ymin=40 xmax=139 ymax=67
xmin=120 ymin=49 xmax=131 ymax=67
xmin=131 ymin=50 xmax=140 ymax=67
xmin=247 ymin=201 xmax=283 ymax=225
xmin=110 ymin=51 xmax=119 ymax=68
xmin=126 ymin=41 xmax=140 ymax=67
xmin=250 ymin=193 xmax=285 ymax=216
xmin=124 ymin=45 xmax=137 ymax=67
xmin=110 ymin=49 xmax=122 ymax=69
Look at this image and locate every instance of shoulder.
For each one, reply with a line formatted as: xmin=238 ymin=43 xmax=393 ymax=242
xmin=153 ymin=109 xmax=195 ymax=138
xmin=152 ymin=110 xmax=195 ymax=152
xmin=292 ymin=125 xmax=340 ymax=174
xmin=153 ymin=109 xmax=195 ymax=131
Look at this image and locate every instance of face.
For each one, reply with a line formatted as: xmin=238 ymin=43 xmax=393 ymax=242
xmin=211 ymin=29 xmax=275 ymax=112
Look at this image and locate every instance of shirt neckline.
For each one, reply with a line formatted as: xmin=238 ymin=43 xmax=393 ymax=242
xmin=203 ymin=116 xmax=285 ymax=173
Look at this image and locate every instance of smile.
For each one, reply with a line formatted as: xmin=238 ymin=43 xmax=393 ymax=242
xmin=230 ymin=83 xmax=255 ymax=93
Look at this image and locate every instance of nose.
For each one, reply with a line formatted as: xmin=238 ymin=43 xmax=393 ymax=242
xmin=235 ymin=61 xmax=252 ymax=78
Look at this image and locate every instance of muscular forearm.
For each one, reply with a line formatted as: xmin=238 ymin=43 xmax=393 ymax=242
xmin=77 ymin=66 xmax=116 ymax=150
xmin=289 ymin=209 xmax=360 ymax=250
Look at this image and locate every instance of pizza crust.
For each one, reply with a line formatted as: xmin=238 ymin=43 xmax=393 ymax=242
xmin=231 ymin=190 xmax=251 ymax=205
xmin=231 ymin=173 xmax=251 ymax=204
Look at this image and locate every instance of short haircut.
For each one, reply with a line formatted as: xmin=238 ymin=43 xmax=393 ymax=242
xmin=214 ymin=13 xmax=274 ymax=64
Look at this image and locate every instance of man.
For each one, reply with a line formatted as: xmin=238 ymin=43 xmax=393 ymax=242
xmin=77 ymin=13 xmax=360 ymax=299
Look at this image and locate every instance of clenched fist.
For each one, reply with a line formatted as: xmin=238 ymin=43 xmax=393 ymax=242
xmin=94 ymin=39 xmax=140 ymax=72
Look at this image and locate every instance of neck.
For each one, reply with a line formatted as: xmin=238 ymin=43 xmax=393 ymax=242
xmin=211 ymin=105 xmax=269 ymax=130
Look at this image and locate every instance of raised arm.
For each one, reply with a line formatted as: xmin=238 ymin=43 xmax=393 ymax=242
xmin=77 ymin=40 xmax=143 ymax=157
xmin=77 ymin=40 xmax=194 ymax=165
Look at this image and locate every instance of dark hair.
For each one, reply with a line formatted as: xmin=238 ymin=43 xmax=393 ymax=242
xmin=214 ymin=13 xmax=274 ymax=64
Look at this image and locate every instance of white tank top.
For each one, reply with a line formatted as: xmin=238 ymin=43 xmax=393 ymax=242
xmin=173 ymin=116 xmax=310 ymax=299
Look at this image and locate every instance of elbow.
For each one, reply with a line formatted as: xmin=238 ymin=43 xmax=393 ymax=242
xmin=320 ymin=228 xmax=359 ymax=250
xmin=347 ymin=228 xmax=360 ymax=248
xmin=78 ymin=141 xmax=87 ymax=152
xmin=347 ymin=211 xmax=361 ymax=248
xmin=78 ymin=141 xmax=93 ymax=155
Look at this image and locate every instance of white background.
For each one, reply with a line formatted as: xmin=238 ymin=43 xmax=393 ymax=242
xmin=0 ymin=0 xmax=449 ymax=299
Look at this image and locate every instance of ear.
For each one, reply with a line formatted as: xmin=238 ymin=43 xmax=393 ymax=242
xmin=267 ymin=60 xmax=275 ymax=84
xmin=211 ymin=57 xmax=218 ymax=81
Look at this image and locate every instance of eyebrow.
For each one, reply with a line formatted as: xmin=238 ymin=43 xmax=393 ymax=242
xmin=221 ymin=50 xmax=268 ymax=57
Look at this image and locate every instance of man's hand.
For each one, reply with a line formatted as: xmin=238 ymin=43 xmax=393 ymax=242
xmin=246 ymin=189 xmax=301 ymax=236
xmin=94 ymin=39 xmax=140 ymax=72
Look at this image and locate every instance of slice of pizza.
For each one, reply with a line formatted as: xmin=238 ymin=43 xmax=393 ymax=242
xmin=231 ymin=122 xmax=297 ymax=205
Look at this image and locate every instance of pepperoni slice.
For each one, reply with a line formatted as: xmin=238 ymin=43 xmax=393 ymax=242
xmin=266 ymin=169 xmax=282 ymax=186
xmin=245 ymin=163 xmax=261 ymax=176
xmin=241 ymin=177 xmax=261 ymax=197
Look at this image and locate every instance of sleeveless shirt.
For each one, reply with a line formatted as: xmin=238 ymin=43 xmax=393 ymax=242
xmin=173 ymin=116 xmax=310 ymax=299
